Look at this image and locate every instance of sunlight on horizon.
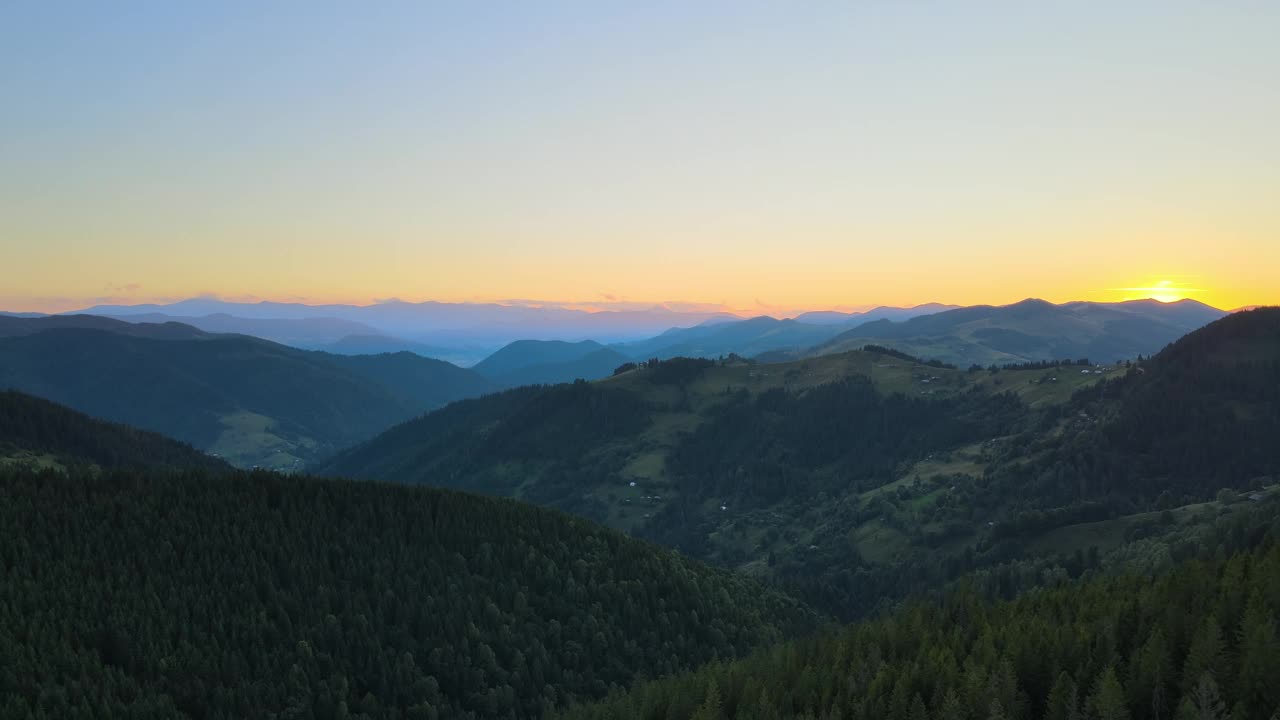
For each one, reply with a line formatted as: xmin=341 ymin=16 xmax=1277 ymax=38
xmin=1116 ymin=279 xmax=1204 ymax=304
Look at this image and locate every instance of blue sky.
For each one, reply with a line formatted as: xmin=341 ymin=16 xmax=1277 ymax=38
xmin=3 ymin=1 xmax=1278 ymax=312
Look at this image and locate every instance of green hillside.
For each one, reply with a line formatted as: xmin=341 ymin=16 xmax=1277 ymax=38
xmin=321 ymin=310 xmax=1280 ymax=619
xmin=318 ymin=350 xmax=1110 ymax=617
xmin=0 ymin=466 xmax=818 ymax=719
xmin=0 ymin=389 xmax=230 ymax=473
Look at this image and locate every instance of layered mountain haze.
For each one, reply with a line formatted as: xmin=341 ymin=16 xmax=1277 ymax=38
xmin=78 ymin=298 xmax=742 ymax=348
xmin=34 ymin=298 xmax=1229 ymax=375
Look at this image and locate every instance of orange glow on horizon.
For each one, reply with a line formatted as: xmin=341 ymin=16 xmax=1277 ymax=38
xmin=2 ymin=276 xmax=1267 ymax=318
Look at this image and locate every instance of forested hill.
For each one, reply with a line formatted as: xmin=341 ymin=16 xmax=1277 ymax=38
xmin=0 ymin=466 xmax=819 ymax=719
xmin=0 ymin=389 xmax=230 ymax=472
xmin=0 ymin=326 xmax=496 ymax=469
xmin=556 ymin=502 xmax=1280 ymax=720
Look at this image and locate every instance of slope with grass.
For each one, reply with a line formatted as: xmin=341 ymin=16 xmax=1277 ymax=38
xmin=0 ymin=389 xmax=230 ymax=473
xmin=0 ymin=465 xmax=818 ymax=719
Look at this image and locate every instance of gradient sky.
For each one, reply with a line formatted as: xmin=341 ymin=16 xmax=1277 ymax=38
xmin=2 ymin=1 xmax=1278 ymax=314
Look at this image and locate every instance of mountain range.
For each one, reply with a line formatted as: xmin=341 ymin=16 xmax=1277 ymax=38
xmin=469 ymin=299 xmax=1228 ymax=384
xmin=74 ymin=298 xmax=741 ymax=354
xmin=18 ymin=297 xmax=1229 ymax=375
xmin=796 ymin=298 xmax=1228 ymax=367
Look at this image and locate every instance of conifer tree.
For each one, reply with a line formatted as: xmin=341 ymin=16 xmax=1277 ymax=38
xmin=1090 ymin=668 xmax=1131 ymax=720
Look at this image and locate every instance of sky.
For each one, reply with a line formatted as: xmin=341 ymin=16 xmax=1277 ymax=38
xmin=2 ymin=1 xmax=1278 ymax=315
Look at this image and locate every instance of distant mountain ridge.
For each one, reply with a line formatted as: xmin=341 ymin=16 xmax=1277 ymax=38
xmin=610 ymin=305 xmax=957 ymax=361
xmin=472 ymin=339 xmax=633 ymax=386
xmin=24 ymin=298 xmax=1234 ymax=375
xmin=805 ymin=297 xmax=1227 ymax=366
xmin=793 ymin=302 xmax=960 ymax=325
xmin=72 ymin=298 xmax=743 ymax=347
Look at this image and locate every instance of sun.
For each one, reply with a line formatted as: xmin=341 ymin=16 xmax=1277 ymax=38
xmin=1146 ymin=280 xmax=1184 ymax=303
xmin=1120 ymin=279 xmax=1198 ymax=303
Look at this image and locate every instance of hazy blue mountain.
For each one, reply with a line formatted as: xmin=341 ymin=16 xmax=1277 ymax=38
xmin=793 ymin=302 xmax=958 ymax=325
xmin=316 ymin=334 xmax=489 ymax=365
xmin=473 ymin=339 xmax=633 ymax=385
xmin=0 ymin=313 xmax=212 ymax=340
xmin=616 ymin=316 xmax=844 ymax=360
xmin=100 ymin=312 xmax=385 ymax=347
xmin=325 ymin=351 xmax=499 ymax=409
xmin=74 ymin=298 xmax=741 ymax=345
xmin=0 ymin=323 xmax=494 ymax=469
xmin=805 ymin=298 xmax=1228 ymax=366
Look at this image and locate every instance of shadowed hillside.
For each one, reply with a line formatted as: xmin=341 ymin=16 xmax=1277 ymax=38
xmin=0 ymin=390 xmax=230 ymax=472
xmin=556 ymin=505 xmax=1280 ymax=720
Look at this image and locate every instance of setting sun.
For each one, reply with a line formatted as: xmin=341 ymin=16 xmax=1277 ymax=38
xmin=1119 ymin=279 xmax=1201 ymax=304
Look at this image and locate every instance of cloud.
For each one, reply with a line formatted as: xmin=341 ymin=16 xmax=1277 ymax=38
xmin=102 ymin=282 xmax=143 ymax=294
